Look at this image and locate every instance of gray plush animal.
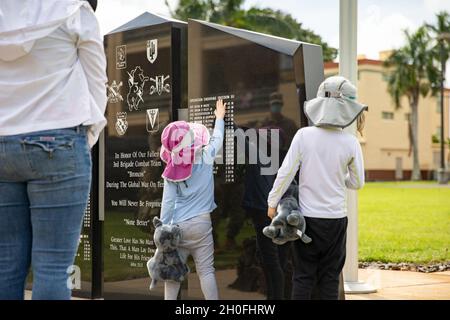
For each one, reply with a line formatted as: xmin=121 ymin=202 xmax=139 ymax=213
xmin=263 ymin=185 xmax=312 ymax=245
xmin=146 ymin=216 xmax=189 ymax=290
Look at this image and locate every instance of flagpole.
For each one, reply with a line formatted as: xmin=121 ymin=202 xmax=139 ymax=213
xmin=340 ymin=0 xmax=376 ymax=294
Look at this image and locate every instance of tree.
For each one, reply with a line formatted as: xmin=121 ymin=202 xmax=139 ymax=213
xmin=426 ymin=11 xmax=450 ymax=92
xmin=165 ymin=0 xmax=337 ymax=61
xmin=384 ymin=26 xmax=441 ymax=180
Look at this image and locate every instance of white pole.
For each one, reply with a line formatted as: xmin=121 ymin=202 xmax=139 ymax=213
xmin=340 ymin=0 xmax=376 ymax=294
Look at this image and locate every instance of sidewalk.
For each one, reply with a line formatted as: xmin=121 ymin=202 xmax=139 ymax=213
xmin=345 ymin=268 xmax=450 ymax=300
xmin=24 ymin=268 xmax=450 ymax=300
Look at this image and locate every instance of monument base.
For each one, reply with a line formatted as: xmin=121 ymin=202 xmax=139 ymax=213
xmin=344 ymin=281 xmax=377 ymax=294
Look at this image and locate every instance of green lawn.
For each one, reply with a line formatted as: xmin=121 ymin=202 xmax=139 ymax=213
xmin=358 ymin=182 xmax=450 ymax=263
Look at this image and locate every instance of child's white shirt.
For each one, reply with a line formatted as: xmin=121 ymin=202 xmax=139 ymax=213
xmin=268 ymin=126 xmax=365 ymax=219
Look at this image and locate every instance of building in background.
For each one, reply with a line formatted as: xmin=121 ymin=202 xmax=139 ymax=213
xmin=325 ymin=52 xmax=450 ymax=181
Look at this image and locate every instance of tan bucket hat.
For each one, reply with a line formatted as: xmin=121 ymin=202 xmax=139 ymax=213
xmin=304 ymin=76 xmax=368 ymax=128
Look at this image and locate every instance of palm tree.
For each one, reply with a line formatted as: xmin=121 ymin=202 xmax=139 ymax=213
xmin=384 ymin=26 xmax=441 ymax=180
xmin=165 ymin=0 xmax=337 ymax=61
xmin=426 ymin=11 xmax=450 ymax=89
xmin=427 ymin=12 xmax=450 ymax=183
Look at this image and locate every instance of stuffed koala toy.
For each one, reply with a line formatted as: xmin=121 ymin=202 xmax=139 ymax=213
xmin=146 ymin=216 xmax=189 ymax=290
xmin=263 ymin=184 xmax=312 ymax=245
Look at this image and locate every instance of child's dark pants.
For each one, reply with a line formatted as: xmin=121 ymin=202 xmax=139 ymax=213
xmin=291 ymin=217 xmax=348 ymax=300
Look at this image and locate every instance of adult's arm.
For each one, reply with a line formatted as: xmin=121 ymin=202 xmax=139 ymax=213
xmin=76 ymin=5 xmax=107 ymax=147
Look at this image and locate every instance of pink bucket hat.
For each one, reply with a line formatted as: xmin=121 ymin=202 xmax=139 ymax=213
xmin=160 ymin=121 xmax=210 ymax=182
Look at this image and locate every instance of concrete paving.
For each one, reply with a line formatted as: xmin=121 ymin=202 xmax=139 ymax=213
xmin=345 ymin=269 xmax=450 ymax=300
xmin=24 ymin=268 xmax=450 ymax=300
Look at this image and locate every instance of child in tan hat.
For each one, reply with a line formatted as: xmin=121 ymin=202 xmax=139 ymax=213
xmin=267 ymin=76 xmax=367 ymax=300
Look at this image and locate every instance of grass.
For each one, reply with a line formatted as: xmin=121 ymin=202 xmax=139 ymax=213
xmin=358 ymin=182 xmax=450 ymax=264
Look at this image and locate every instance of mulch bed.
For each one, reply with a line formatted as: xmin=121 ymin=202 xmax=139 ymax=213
xmin=359 ymin=261 xmax=450 ymax=273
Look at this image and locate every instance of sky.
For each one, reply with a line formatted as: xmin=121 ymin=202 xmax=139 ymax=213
xmin=96 ymin=0 xmax=450 ymax=81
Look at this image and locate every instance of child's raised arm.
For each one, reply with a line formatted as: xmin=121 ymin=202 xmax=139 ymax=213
xmin=203 ymin=99 xmax=225 ymax=163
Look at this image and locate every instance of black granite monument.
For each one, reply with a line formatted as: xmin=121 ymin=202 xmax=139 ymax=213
xmin=187 ymin=19 xmax=324 ymax=299
xmin=102 ymin=12 xmax=187 ymax=299
xmin=100 ymin=13 xmax=325 ymax=300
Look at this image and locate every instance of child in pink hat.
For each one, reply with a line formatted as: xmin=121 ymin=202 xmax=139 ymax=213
xmin=159 ymin=99 xmax=226 ymax=300
xmin=160 ymin=120 xmax=212 ymax=182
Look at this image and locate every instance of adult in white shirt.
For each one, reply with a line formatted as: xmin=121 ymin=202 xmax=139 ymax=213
xmin=0 ymin=0 xmax=106 ymax=300
xmin=267 ymin=76 xmax=367 ymax=300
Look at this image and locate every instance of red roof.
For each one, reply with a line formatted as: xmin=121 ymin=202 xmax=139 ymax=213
xmin=325 ymin=59 xmax=450 ymax=92
xmin=324 ymin=59 xmax=383 ymax=69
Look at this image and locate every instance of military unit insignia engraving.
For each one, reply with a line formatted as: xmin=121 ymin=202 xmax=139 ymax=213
xmin=115 ymin=112 xmax=128 ymax=136
xmin=116 ymin=45 xmax=127 ymax=69
xmin=126 ymin=66 xmax=149 ymax=111
xmin=149 ymin=75 xmax=171 ymax=96
xmin=109 ymin=38 xmax=169 ymax=136
xmin=147 ymin=39 xmax=158 ymax=64
xmin=146 ymin=108 xmax=159 ymax=133
xmin=107 ymin=80 xmax=123 ymax=103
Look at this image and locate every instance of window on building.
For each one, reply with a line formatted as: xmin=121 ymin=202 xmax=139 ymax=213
xmin=436 ymin=96 xmax=442 ymax=113
xmin=437 ymin=127 xmax=442 ymax=138
xmin=382 ymin=112 xmax=394 ymax=120
xmin=405 ymin=113 xmax=411 ymax=121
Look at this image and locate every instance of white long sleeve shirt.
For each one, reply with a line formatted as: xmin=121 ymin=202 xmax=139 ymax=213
xmin=267 ymin=126 xmax=365 ymax=219
xmin=0 ymin=0 xmax=107 ymax=147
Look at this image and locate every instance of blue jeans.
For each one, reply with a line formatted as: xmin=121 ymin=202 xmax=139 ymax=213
xmin=0 ymin=126 xmax=91 ymax=300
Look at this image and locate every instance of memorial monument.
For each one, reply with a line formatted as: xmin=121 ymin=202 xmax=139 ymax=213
xmin=187 ymin=19 xmax=324 ymax=299
xmin=102 ymin=12 xmax=187 ymax=299
xmin=100 ymin=13 xmax=324 ymax=299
